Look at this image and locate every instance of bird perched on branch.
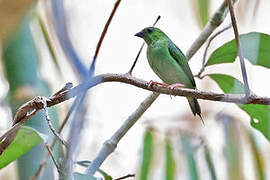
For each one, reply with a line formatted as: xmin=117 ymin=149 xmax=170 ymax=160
xmin=135 ymin=27 xmax=203 ymax=123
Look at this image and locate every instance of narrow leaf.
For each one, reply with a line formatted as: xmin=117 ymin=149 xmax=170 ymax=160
xmin=38 ymin=15 xmax=63 ymax=78
xmin=75 ymin=161 xmax=113 ymax=180
xmin=181 ymin=136 xmax=198 ymax=180
xmin=198 ymin=0 xmax=210 ymax=27
xmin=219 ymin=114 xmax=243 ymax=180
xmin=209 ymin=74 xmax=270 ymax=141
xmin=139 ymin=129 xmax=154 ymax=180
xmin=165 ymin=138 xmax=175 ymax=180
xmin=247 ymin=132 xmax=265 ymax=180
xmin=206 ymin=32 xmax=270 ymax=68
xmin=204 ymin=146 xmax=217 ymax=180
xmin=0 ymin=126 xmax=47 ymax=169
xmin=192 ymin=0 xmax=210 ymax=28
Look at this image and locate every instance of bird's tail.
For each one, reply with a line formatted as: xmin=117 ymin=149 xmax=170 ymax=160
xmin=187 ymin=97 xmax=204 ymax=125
xmin=0 ymin=129 xmax=18 ymax=155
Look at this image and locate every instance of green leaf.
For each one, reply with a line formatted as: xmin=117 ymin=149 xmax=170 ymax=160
xmin=165 ymin=138 xmax=175 ymax=180
xmin=73 ymin=172 xmax=100 ymax=180
xmin=204 ymin=146 xmax=217 ymax=180
xmin=75 ymin=161 xmax=113 ymax=180
xmin=209 ymin=74 xmax=270 ymax=141
xmin=192 ymin=0 xmax=210 ymax=28
xmin=219 ymin=114 xmax=243 ymax=180
xmin=206 ymin=32 xmax=270 ymax=68
xmin=98 ymin=169 xmax=113 ymax=180
xmin=0 ymin=126 xmax=47 ymax=169
xmin=37 ymin=15 xmax=63 ymax=78
xmin=198 ymin=0 xmax=210 ymax=27
xmin=2 ymin=19 xmax=60 ymax=180
xmin=139 ymin=129 xmax=154 ymax=180
xmin=181 ymin=135 xmax=198 ymax=180
xmin=247 ymin=132 xmax=265 ymax=180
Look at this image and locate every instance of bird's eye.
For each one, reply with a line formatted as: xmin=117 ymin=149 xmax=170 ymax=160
xmin=147 ymin=27 xmax=154 ymax=33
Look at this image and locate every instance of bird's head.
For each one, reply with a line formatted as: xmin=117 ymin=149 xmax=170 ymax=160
xmin=135 ymin=27 xmax=167 ymax=45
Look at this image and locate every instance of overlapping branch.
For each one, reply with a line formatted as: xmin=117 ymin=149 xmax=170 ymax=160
xmin=2 ymin=72 xmax=269 ymax=155
xmin=46 ymin=73 xmax=270 ymax=107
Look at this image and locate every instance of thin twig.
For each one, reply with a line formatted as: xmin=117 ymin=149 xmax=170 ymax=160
xmin=195 ymin=24 xmax=232 ymax=78
xmin=128 ymin=44 xmax=145 ymax=75
xmin=44 ymin=142 xmax=61 ymax=173
xmin=41 ymin=97 xmax=69 ymax=148
xmin=90 ymin=0 xmax=122 ymax=71
xmin=128 ymin=15 xmax=161 ymax=74
xmin=226 ymin=0 xmax=250 ymax=97
xmin=114 ymin=174 xmax=135 ymax=180
xmin=32 ymin=85 xmax=76 ymax=180
xmin=31 ymin=156 xmax=47 ymax=180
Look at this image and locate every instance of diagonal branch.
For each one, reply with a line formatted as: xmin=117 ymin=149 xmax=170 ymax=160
xmin=226 ymin=0 xmax=251 ymax=97
xmin=90 ymin=0 xmax=122 ymax=71
xmin=195 ymin=24 xmax=232 ymax=78
xmin=186 ymin=0 xmax=237 ymax=60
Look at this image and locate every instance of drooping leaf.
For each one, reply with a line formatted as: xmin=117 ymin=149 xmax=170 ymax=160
xmin=209 ymin=74 xmax=270 ymax=141
xmin=206 ymin=32 xmax=270 ymax=68
xmin=139 ymin=129 xmax=154 ymax=180
xmin=0 ymin=126 xmax=47 ymax=169
xmin=192 ymin=0 xmax=210 ymax=28
xmin=198 ymin=0 xmax=210 ymax=27
xmin=181 ymin=135 xmax=198 ymax=180
xmin=165 ymin=138 xmax=175 ymax=180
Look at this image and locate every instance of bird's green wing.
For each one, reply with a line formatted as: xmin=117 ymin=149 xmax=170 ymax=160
xmin=168 ymin=41 xmax=196 ymax=87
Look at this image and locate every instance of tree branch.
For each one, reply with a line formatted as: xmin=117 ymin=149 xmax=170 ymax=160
xmin=85 ymin=92 xmax=159 ymax=175
xmin=2 ymin=73 xmax=269 ymax=156
xmin=195 ymin=24 xmax=232 ymax=78
xmin=50 ymin=73 xmax=269 ymax=106
xmin=186 ymin=0 xmax=237 ymax=60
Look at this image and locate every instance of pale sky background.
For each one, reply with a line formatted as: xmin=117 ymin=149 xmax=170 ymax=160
xmin=1 ymin=0 xmax=270 ymax=179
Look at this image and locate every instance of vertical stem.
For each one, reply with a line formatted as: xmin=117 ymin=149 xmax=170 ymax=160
xmin=226 ymin=0 xmax=250 ymax=97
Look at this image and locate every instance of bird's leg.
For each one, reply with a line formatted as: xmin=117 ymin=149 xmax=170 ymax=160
xmin=167 ymin=83 xmax=185 ymax=98
xmin=147 ymin=80 xmax=168 ymax=89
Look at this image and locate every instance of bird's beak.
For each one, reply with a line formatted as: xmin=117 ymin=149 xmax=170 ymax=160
xmin=134 ymin=30 xmax=144 ymax=38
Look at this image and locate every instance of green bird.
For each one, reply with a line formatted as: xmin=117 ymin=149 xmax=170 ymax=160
xmin=135 ymin=27 xmax=203 ymax=122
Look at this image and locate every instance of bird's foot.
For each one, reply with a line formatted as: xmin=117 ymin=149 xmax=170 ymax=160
xmin=167 ymin=83 xmax=185 ymax=99
xmin=147 ymin=80 xmax=168 ymax=89
xmin=167 ymin=83 xmax=185 ymax=90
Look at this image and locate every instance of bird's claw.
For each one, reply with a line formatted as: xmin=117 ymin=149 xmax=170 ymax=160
xmin=147 ymin=80 xmax=167 ymax=89
xmin=167 ymin=83 xmax=185 ymax=98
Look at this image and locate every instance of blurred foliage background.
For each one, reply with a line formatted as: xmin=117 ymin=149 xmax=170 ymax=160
xmin=0 ymin=0 xmax=269 ymax=180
